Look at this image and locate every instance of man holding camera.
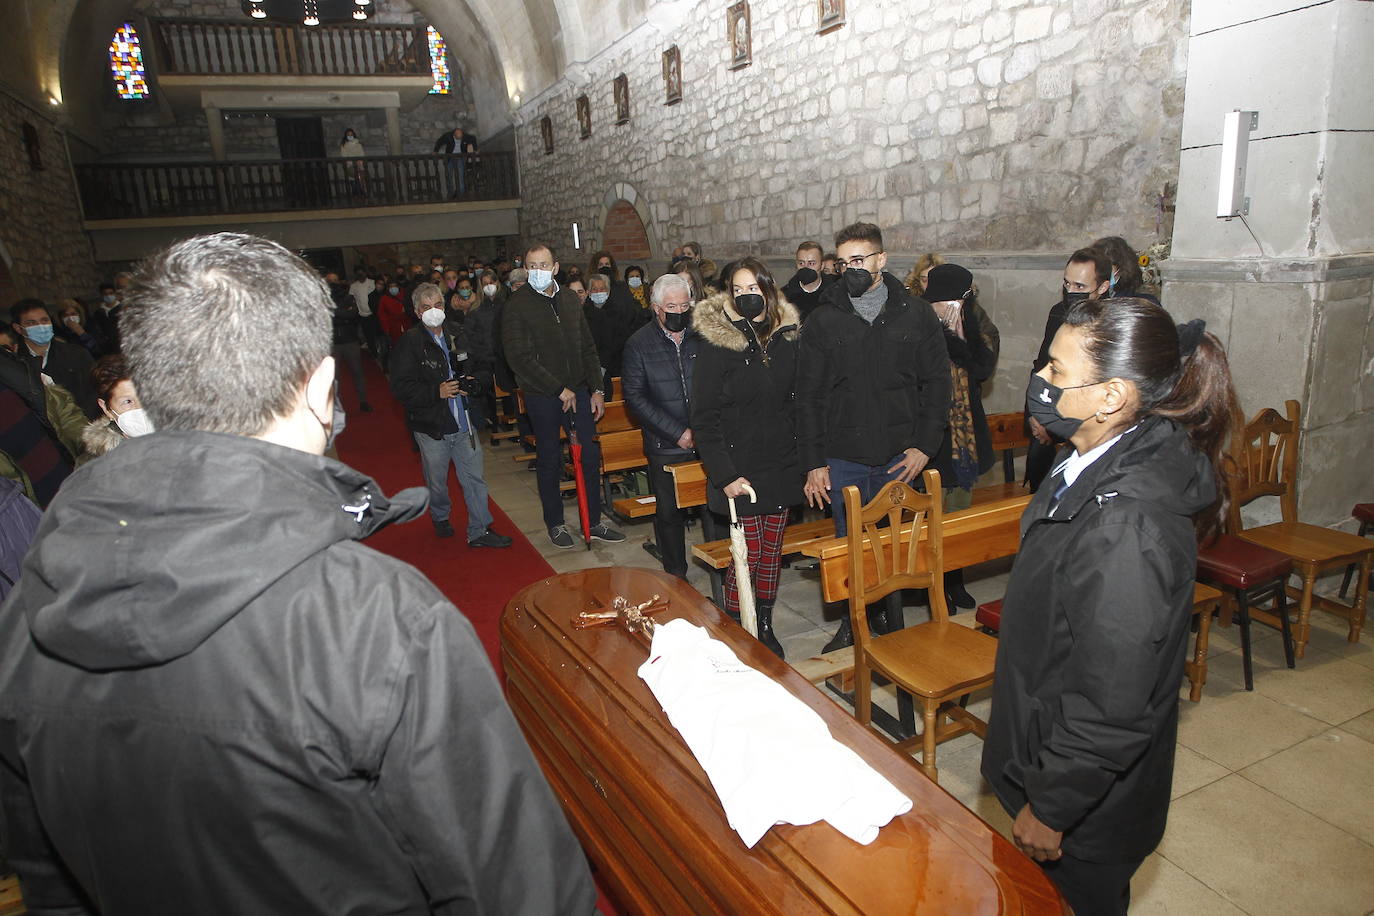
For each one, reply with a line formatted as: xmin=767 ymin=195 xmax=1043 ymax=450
xmin=390 ymin=282 xmax=511 ymax=547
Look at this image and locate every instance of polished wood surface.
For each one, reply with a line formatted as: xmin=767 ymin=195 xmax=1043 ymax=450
xmin=804 ymin=495 xmax=1031 ymax=603
xmin=501 ymin=567 xmax=1068 ymax=915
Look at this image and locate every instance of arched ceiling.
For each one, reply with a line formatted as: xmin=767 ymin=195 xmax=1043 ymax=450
xmin=11 ymin=0 xmax=653 ymax=144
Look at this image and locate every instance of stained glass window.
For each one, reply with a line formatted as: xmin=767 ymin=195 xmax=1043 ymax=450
xmin=427 ymin=26 xmax=450 ymax=95
xmin=109 ymin=23 xmax=149 ymax=101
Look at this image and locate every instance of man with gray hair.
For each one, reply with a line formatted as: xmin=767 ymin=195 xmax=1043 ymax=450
xmin=0 ymin=233 xmax=593 ymax=913
xmin=621 ymin=272 xmax=703 ymax=578
xmin=390 ymin=282 xmax=510 ymax=546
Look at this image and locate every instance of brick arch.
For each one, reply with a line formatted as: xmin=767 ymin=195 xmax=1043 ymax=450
xmin=603 ymin=200 xmax=651 ymax=261
xmin=598 ymin=181 xmax=661 ymax=265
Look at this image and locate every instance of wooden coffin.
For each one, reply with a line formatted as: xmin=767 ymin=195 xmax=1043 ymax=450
xmin=500 ymin=567 xmax=1067 ymax=915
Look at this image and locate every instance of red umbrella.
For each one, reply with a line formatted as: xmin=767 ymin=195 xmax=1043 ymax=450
xmin=566 ymin=406 xmax=592 ymax=550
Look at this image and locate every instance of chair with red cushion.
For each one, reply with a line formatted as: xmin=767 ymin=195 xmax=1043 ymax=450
xmin=1339 ymin=503 xmax=1374 ymax=598
xmin=974 ymin=598 xmax=1002 ymax=634
xmin=1196 ymin=534 xmax=1295 ymax=690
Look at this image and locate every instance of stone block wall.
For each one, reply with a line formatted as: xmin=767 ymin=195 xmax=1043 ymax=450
xmin=514 ymin=0 xmax=1187 ymax=260
xmin=0 ymin=93 xmax=101 ymax=302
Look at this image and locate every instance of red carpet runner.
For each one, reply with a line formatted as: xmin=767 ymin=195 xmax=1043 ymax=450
xmin=332 ymin=357 xmax=553 ymax=679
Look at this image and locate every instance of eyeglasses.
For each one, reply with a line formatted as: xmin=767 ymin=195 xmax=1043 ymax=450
xmin=839 ymin=251 xmax=882 ymax=270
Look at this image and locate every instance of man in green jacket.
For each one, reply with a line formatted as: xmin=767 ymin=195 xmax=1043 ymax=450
xmin=500 ymin=242 xmax=624 ymax=549
xmin=0 ymin=349 xmax=86 ymax=506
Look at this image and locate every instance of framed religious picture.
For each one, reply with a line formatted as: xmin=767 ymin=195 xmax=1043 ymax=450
xmin=663 ymin=45 xmax=682 ymax=105
xmin=540 ymin=116 xmax=554 ymax=155
xmin=727 ymin=2 xmax=751 ymax=70
xmin=817 ymin=0 xmax=845 ymax=34
xmin=613 ymin=74 xmax=630 ymax=125
xmin=576 ymin=94 xmax=591 ymax=139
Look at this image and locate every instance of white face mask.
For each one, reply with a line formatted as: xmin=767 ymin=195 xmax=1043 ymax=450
xmin=115 ymin=408 xmax=155 ymax=438
xmin=483 ymin=283 xmax=498 ymax=297
xmin=421 ymin=307 xmax=446 ymax=328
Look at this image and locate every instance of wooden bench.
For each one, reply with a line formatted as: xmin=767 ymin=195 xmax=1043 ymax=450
xmin=969 ymin=411 xmax=1032 ymax=503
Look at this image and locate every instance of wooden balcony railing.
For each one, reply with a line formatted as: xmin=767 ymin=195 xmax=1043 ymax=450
xmin=150 ymin=17 xmax=429 ymax=77
xmin=75 ymin=153 xmax=518 ymax=221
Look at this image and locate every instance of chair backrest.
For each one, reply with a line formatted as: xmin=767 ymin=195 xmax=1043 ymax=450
xmin=1228 ymin=399 xmax=1300 ymax=531
xmin=599 ymin=428 xmax=647 ymax=473
xmin=844 ymin=470 xmax=949 ymax=654
xmin=985 ymin=412 xmax=1031 ymax=484
xmin=598 ymin=399 xmax=637 ymax=432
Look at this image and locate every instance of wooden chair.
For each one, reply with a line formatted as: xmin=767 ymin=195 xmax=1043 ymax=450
xmin=1232 ymin=400 xmax=1373 ymax=658
xmin=844 ymin=471 xmax=998 ymax=782
xmin=1339 ymin=503 xmax=1374 ymax=598
xmin=1196 ymin=534 xmax=1295 ymax=689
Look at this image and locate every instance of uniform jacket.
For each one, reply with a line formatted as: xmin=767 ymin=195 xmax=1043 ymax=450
xmin=390 ymin=323 xmax=488 ymax=439
xmin=796 ymin=272 xmax=951 ymax=470
xmin=622 ymin=318 xmax=702 ymax=459
xmin=690 ymin=292 xmax=803 ymax=517
xmin=0 ymin=431 xmax=594 ymax=914
xmin=499 ymin=283 xmax=601 ymax=397
xmin=980 ymin=416 xmax=1215 ymax=863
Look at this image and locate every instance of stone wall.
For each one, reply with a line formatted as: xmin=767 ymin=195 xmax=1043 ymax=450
xmin=0 ymin=92 xmax=101 ymax=302
xmin=514 ymin=0 xmax=1187 ymax=260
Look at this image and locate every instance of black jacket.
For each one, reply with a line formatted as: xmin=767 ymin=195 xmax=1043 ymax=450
xmin=390 ymin=323 xmax=488 ymax=439
xmin=20 ymin=338 xmax=98 ymax=419
xmin=330 ymin=283 xmax=362 ymax=346
xmin=0 ymin=431 xmax=594 ymax=914
xmin=432 ymin=131 xmax=475 ymax=155
xmin=500 ymin=283 xmax=601 ymax=397
xmin=981 ymin=416 xmax=1215 ymax=863
xmin=796 ymin=272 xmax=951 ymax=470
xmin=622 ymin=319 xmax=702 ymax=458
xmin=780 ymin=271 xmax=836 ymax=323
xmin=690 ymin=292 xmax=803 ymax=517
xmin=583 ymin=295 xmax=639 ymax=382
xmin=88 ymin=304 xmax=122 ymax=354
xmin=931 ymin=300 xmax=1000 ymax=487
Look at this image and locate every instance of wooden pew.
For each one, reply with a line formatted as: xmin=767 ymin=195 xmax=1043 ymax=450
xmin=971 ymin=411 xmax=1032 ymax=503
xmin=598 ymin=399 xmax=636 ymax=433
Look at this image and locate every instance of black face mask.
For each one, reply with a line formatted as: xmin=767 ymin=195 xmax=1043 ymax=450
xmin=1064 ymin=291 xmax=1091 ymax=306
xmin=734 ymin=293 xmax=765 ymax=320
xmin=1025 ymin=374 xmax=1097 ymax=441
xmin=844 ymin=267 xmax=875 ymax=298
xmin=598 ymin=265 xmax=614 ymax=276
xmin=795 ymin=267 xmax=819 ymax=286
xmin=662 ymin=309 xmax=692 ymax=333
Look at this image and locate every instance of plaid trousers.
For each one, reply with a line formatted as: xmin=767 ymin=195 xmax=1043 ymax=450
xmin=723 ymin=510 xmax=790 ymax=615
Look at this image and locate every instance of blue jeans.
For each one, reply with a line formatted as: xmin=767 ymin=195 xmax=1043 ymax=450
xmin=414 ymin=429 xmax=493 ymax=540
xmin=827 ymin=453 xmax=908 ymax=537
xmin=525 ymin=389 xmax=602 ymax=529
xmin=445 ymin=155 xmax=466 ymax=195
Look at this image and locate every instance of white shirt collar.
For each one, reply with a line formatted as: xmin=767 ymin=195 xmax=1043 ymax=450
xmin=1052 ymin=425 xmax=1138 ymax=491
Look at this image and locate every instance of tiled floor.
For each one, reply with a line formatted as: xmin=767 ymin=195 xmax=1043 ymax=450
xmin=482 ymin=442 xmax=1374 ymax=915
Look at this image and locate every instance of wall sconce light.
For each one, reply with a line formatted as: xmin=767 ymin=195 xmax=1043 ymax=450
xmin=48 ymin=95 xmax=60 ymax=106
xmin=355 ymin=0 xmax=372 ymax=5
xmin=352 ymin=7 xmax=367 ymax=19
xmin=249 ymin=2 xmax=267 ymax=18
xmin=303 ymin=0 xmax=320 ymax=26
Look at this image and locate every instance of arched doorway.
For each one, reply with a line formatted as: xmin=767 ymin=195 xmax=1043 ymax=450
xmin=598 ymin=182 xmax=660 ymax=265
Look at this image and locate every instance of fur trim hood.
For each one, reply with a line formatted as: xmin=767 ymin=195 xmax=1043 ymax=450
xmin=693 ymin=291 xmax=801 ymax=352
xmin=81 ymin=419 xmax=123 ymax=458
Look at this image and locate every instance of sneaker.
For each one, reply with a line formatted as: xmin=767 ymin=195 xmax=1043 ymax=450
xmin=548 ymin=525 xmax=575 ymax=549
xmin=589 ymin=523 xmax=625 ymax=543
xmin=469 ymin=530 xmax=513 ymax=549
xmin=433 ymin=519 xmax=454 ymax=538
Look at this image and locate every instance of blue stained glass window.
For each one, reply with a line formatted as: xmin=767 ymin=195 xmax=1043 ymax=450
xmin=109 ymin=23 xmax=149 ymax=100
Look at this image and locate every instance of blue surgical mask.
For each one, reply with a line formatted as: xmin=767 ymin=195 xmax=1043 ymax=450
xmin=528 ymin=268 xmax=554 ymax=291
xmin=458 ymin=289 xmax=473 ymax=299
xmin=589 ymin=292 xmax=609 ymax=306
xmin=627 ymin=276 xmax=642 ymax=288
xmin=24 ymin=324 xmax=54 ymax=346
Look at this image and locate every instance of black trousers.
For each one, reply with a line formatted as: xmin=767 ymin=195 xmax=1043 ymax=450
xmin=526 ymin=389 xmax=601 ymax=530
xmin=1040 ymin=852 xmax=1142 ymax=916
xmin=648 ymin=454 xmax=690 ymax=577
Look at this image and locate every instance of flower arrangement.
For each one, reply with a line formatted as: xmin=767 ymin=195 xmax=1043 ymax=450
xmin=1138 ymin=240 xmax=1169 ymax=290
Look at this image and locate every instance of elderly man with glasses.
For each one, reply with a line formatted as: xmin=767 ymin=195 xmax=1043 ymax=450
xmin=796 ymin=222 xmax=952 ymax=651
xmin=621 ymin=274 xmax=704 ymax=579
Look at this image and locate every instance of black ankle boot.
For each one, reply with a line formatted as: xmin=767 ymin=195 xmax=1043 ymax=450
xmin=822 ymin=617 xmax=853 ymax=653
xmin=944 ymin=569 xmax=975 ymax=611
xmin=754 ymin=602 xmax=785 ymax=659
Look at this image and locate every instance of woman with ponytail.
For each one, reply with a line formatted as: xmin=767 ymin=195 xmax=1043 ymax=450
xmin=981 ymin=298 xmax=1239 ymax=915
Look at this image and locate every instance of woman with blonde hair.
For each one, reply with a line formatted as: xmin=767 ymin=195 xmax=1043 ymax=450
xmin=904 ymin=252 xmax=945 ymax=296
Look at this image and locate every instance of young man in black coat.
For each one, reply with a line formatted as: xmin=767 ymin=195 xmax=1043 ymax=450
xmin=11 ymin=299 xmax=99 ymax=419
xmin=796 ymin=223 xmax=951 ymax=650
xmin=389 ymin=283 xmax=510 ymax=547
xmin=621 ymin=273 xmax=702 ymax=578
xmin=780 ymin=240 xmax=835 ymax=322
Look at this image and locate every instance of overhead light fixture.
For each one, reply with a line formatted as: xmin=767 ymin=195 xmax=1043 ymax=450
xmin=48 ymin=95 xmax=60 ymax=106
xmin=355 ymin=0 xmax=371 ymax=5
xmin=303 ymin=0 xmax=320 ymax=26
xmin=352 ymin=7 xmax=367 ymax=19
xmin=249 ymin=3 xmax=267 ymax=18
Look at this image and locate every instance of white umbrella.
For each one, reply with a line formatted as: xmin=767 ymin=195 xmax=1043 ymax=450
xmin=728 ymin=484 xmax=759 ymax=637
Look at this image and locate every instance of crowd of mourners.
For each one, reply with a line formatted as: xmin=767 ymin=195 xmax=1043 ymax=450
xmin=0 ymin=220 xmax=1240 ymax=916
